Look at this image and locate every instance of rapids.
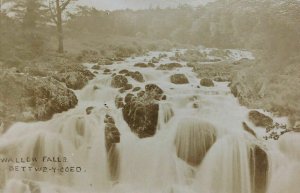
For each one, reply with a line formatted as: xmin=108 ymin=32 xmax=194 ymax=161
xmin=0 ymin=48 xmax=299 ymax=193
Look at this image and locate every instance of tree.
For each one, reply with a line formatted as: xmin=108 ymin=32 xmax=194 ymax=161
xmin=49 ymin=0 xmax=75 ymax=53
xmin=10 ymin=0 xmax=46 ymax=30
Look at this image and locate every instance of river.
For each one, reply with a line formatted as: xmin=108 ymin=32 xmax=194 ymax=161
xmin=0 ymin=48 xmax=299 ymax=193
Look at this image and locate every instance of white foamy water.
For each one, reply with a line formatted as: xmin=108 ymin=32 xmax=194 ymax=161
xmin=0 ymin=49 xmax=299 ymax=193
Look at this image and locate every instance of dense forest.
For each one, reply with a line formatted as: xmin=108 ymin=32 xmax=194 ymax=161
xmin=0 ymin=0 xmax=299 ymax=125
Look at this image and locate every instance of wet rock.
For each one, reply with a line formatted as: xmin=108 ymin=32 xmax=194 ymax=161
xmin=147 ymin=63 xmax=155 ymax=67
xmin=104 ymin=114 xmax=115 ymax=124
xmin=123 ymin=102 xmax=159 ymax=138
xmin=214 ymin=76 xmax=228 ymax=82
xmin=132 ymin=87 xmax=141 ymax=92
xmin=130 ymin=71 xmax=144 ymax=82
xmin=93 ymin=85 xmax=99 ymax=90
xmin=134 ymin=63 xmax=148 ymax=68
xmin=162 ymin=95 xmax=167 ymax=100
xmin=92 ymin=65 xmax=101 ymax=70
xmin=200 ymin=78 xmax=214 ymax=87
xmin=104 ymin=115 xmax=120 ymax=181
xmin=145 ymin=84 xmax=163 ymax=95
xmin=119 ymin=88 xmax=126 ymax=93
xmin=56 ymin=69 xmax=95 ymax=90
xmin=124 ymin=93 xmax=135 ymax=104
xmin=175 ymin=119 xmax=217 ymax=166
xmin=122 ymin=92 xmax=159 ymax=138
xmin=242 ymin=122 xmax=256 ymax=137
xmin=137 ymin=90 xmax=145 ymax=97
xmin=248 ymin=110 xmax=273 ymax=127
xmin=157 ymin=63 xmax=183 ymax=70
xmin=124 ymin=84 xmax=133 ymax=90
xmin=0 ymin=73 xmax=78 ymax=130
xmin=250 ymin=146 xmax=269 ymax=193
xmin=93 ymin=71 xmax=98 ymax=74
xmin=111 ymin=75 xmax=128 ymax=88
xmin=86 ymin=106 xmax=94 ymax=115
xmin=105 ymin=116 xmax=120 ymax=149
xmin=119 ymin=69 xmax=129 ymax=74
xmin=115 ymin=96 xmax=124 ymax=109
xmin=111 ymin=73 xmax=116 ymax=77
xmin=170 ymin=74 xmax=189 ymax=84
xmin=104 ymin=69 xmax=111 ymax=73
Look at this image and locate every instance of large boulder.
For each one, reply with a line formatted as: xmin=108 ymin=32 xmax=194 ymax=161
xmin=170 ymin=74 xmax=189 ymax=84
xmin=54 ymin=66 xmax=95 ymax=90
xmin=250 ymin=145 xmax=269 ymax=193
xmin=111 ymin=75 xmax=128 ymax=88
xmin=174 ymin=119 xmax=217 ymax=166
xmin=0 ymin=73 xmax=78 ymax=130
xmin=200 ymin=78 xmax=214 ymax=87
xmin=122 ymin=92 xmax=159 ymax=138
xmin=248 ymin=110 xmax=273 ymax=127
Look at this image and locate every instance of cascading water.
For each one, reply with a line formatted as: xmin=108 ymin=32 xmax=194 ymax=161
xmin=0 ymin=49 xmax=299 ymax=193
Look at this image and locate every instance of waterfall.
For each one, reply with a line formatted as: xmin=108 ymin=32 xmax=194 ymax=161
xmin=0 ymin=49 xmax=298 ymax=193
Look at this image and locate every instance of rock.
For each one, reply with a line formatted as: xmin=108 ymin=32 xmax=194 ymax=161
xmin=250 ymin=145 xmax=269 ymax=193
xmin=105 ymin=118 xmax=120 ymax=149
xmin=137 ymin=90 xmax=145 ymax=97
xmin=150 ymin=57 xmax=159 ymax=63
xmin=124 ymin=93 xmax=135 ymax=104
xmin=0 ymin=73 xmax=78 ymax=129
xmin=93 ymin=85 xmax=99 ymax=90
xmin=115 ymin=96 xmax=124 ymax=109
xmin=57 ymin=69 xmax=95 ymax=90
xmin=132 ymin=87 xmax=141 ymax=92
xmin=104 ymin=115 xmax=115 ymax=124
xmin=214 ymin=76 xmax=228 ymax=82
xmin=111 ymin=73 xmax=116 ymax=77
xmin=134 ymin=63 xmax=148 ymax=68
xmin=123 ymin=100 xmax=159 ymax=138
xmin=157 ymin=63 xmax=183 ymax=70
xmin=145 ymin=84 xmax=163 ymax=95
xmin=111 ymin=75 xmax=128 ymax=88
xmin=86 ymin=106 xmax=94 ymax=115
xmin=119 ymin=88 xmax=126 ymax=93
xmin=130 ymin=71 xmax=144 ymax=82
xmin=124 ymin=84 xmax=133 ymax=90
xmin=175 ymin=119 xmax=217 ymax=166
xmin=93 ymin=71 xmax=98 ymax=74
xmin=147 ymin=63 xmax=155 ymax=67
xmin=170 ymin=74 xmax=189 ymax=84
xmin=119 ymin=69 xmax=129 ymax=74
xmin=248 ymin=110 xmax=273 ymax=127
xmin=242 ymin=122 xmax=256 ymax=137
xmin=162 ymin=95 xmax=167 ymax=100
xmin=92 ymin=65 xmax=101 ymax=70
xmin=104 ymin=69 xmax=111 ymax=73
xmin=200 ymin=78 xmax=214 ymax=87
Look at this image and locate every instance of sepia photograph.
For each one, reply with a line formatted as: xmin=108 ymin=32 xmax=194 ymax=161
xmin=0 ymin=0 xmax=299 ymax=193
